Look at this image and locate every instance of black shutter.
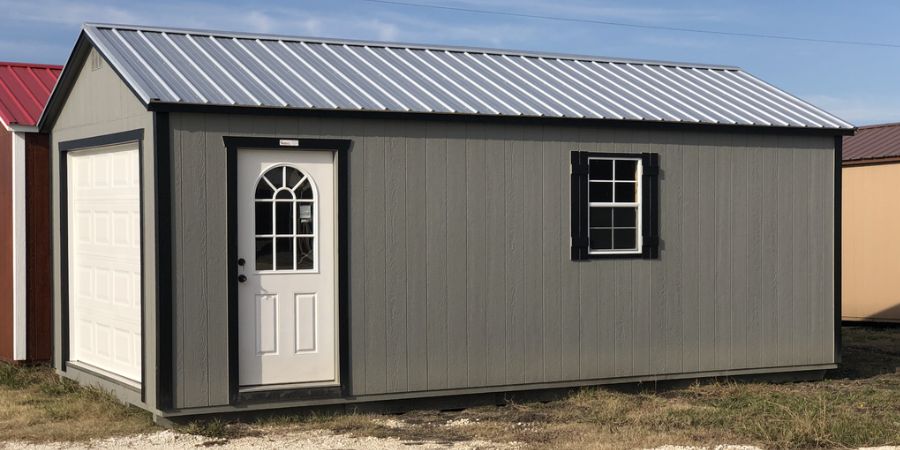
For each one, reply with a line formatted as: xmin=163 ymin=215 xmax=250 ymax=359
xmin=641 ymin=152 xmax=660 ymax=259
xmin=571 ymin=151 xmax=589 ymax=260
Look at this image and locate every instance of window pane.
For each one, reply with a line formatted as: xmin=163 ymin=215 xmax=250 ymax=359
xmin=614 ymin=182 xmax=636 ymax=202
xmin=255 ymin=202 xmax=273 ymax=235
xmin=615 ymin=160 xmax=638 ymax=181
xmin=590 ymin=207 xmax=612 ymax=228
xmin=297 ymin=179 xmax=313 ymax=199
xmin=297 ymin=202 xmax=314 ymax=234
xmin=275 ymin=201 xmax=293 ymax=235
xmin=589 ymin=182 xmax=613 ymax=202
xmin=256 ymin=238 xmax=273 ymax=270
xmin=264 ymin=166 xmax=284 ymax=188
xmin=287 ymin=167 xmax=304 ymax=188
xmin=589 ymin=159 xmax=613 ymax=180
xmin=296 ymin=237 xmax=314 ymax=270
xmin=275 ymin=189 xmax=294 ymax=200
xmin=613 ymin=207 xmax=637 ymax=227
xmin=590 ymin=229 xmax=612 ymax=250
xmin=276 ymin=237 xmax=293 ymax=270
xmin=255 ymin=180 xmax=274 ymax=199
xmin=613 ymin=229 xmax=636 ymax=249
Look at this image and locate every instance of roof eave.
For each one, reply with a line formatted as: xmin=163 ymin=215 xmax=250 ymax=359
xmin=147 ymin=100 xmax=857 ymax=135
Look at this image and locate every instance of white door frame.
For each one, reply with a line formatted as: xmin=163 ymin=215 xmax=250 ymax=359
xmin=58 ymin=130 xmax=144 ymax=391
xmin=224 ymin=137 xmax=350 ymax=403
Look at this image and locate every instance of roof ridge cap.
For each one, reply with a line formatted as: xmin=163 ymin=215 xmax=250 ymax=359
xmin=82 ymin=22 xmax=743 ymax=71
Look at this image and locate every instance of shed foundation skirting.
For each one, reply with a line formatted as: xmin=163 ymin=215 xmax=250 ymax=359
xmin=146 ymin=364 xmax=833 ymax=422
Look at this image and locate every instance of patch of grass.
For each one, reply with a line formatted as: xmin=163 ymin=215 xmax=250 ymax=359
xmin=251 ymin=327 xmax=900 ymax=450
xmin=0 ymin=363 xmax=156 ymax=442
xmin=180 ymin=419 xmax=231 ymax=439
xmin=5 ymin=326 xmax=900 ymax=449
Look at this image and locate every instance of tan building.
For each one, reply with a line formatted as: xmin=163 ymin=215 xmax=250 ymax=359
xmin=843 ymin=122 xmax=900 ymax=322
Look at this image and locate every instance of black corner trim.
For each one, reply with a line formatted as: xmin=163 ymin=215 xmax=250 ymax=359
xmin=571 ymin=151 xmax=660 ymax=261
xmin=834 ymin=135 xmax=842 ymax=364
xmin=154 ymin=112 xmax=174 ymax=410
xmin=57 ymin=129 xmax=145 ymax=390
xmin=222 ymin=136 xmax=352 ymax=405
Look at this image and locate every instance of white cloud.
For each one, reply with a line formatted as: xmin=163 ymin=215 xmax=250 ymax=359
xmin=801 ymin=93 xmax=900 ymax=127
xmin=430 ymin=0 xmax=734 ymax=24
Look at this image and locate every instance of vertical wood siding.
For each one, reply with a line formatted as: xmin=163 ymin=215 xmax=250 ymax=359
xmin=170 ymin=112 xmax=836 ymax=406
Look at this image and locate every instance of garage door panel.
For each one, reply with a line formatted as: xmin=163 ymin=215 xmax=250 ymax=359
xmin=69 ymin=145 xmax=142 ymax=383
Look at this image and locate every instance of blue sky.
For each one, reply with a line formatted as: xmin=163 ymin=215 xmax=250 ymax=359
xmin=1 ymin=0 xmax=897 ymax=126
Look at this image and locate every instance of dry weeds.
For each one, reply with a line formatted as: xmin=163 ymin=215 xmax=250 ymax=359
xmin=0 ymin=363 xmax=156 ymax=442
xmin=3 ymin=326 xmax=900 ymax=449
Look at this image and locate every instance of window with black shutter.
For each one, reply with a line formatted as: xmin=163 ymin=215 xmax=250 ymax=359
xmin=571 ymin=151 xmax=659 ymax=260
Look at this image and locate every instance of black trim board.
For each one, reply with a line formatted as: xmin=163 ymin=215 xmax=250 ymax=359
xmin=149 ymin=102 xmax=856 ymax=137
xmin=834 ymin=135 xmax=842 ymax=364
xmin=222 ymin=137 xmax=352 ymax=405
xmin=57 ymin=129 xmax=145 ymax=393
xmin=154 ymin=112 xmax=174 ymax=410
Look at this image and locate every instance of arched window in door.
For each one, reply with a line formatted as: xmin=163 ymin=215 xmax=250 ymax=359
xmin=254 ymin=165 xmax=315 ymax=271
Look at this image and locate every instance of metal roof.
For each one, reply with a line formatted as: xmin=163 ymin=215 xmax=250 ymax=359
xmin=843 ymin=122 xmax=900 ymax=162
xmin=79 ymin=23 xmax=852 ymax=129
xmin=0 ymin=62 xmax=62 ymax=127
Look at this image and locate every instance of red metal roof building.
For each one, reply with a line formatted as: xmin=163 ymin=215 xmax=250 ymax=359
xmin=0 ymin=61 xmax=59 ymax=364
xmin=0 ymin=62 xmax=62 ymax=128
xmin=843 ymin=122 xmax=900 ymax=164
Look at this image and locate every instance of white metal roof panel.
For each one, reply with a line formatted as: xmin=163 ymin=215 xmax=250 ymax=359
xmin=82 ymin=23 xmax=854 ymax=129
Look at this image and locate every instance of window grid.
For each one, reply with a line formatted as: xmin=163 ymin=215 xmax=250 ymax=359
xmin=587 ymin=157 xmax=642 ymax=255
xmin=254 ymin=165 xmax=317 ymax=272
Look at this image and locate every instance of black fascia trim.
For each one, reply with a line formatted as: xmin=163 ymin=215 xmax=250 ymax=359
xmin=571 ymin=151 xmax=658 ymax=260
xmin=834 ymin=135 xmax=842 ymax=364
xmin=154 ymin=112 xmax=174 ymax=410
xmin=38 ymin=33 xmax=91 ymax=132
xmin=148 ymin=102 xmax=856 ymax=137
xmin=222 ymin=136 xmax=351 ymax=405
xmin=57 ymin=129 xmax=145 ymax=387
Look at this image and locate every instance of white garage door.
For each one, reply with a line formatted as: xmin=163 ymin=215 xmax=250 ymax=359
xmin=68 ymin=144 xmax=142 ymax=382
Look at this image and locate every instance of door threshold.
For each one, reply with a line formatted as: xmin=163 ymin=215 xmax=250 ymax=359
xmin=239 ymin=381 xmax=339 ymax=393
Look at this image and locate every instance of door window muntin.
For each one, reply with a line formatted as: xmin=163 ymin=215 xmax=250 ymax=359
xmin=253 ymin=164 xmax=318 ymax=273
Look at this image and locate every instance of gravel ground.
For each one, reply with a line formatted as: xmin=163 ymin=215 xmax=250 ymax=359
xmin=3 ymin=434 xmax=898 ymax=450
xmin=0 ymin=429 xmax=519 ymax=450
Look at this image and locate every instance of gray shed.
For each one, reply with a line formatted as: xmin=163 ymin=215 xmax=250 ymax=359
xmin=40 ymin=23 xmax=853 ymax=423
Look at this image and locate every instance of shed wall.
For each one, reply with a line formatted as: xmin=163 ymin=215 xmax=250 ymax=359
xmin=25 ymin=133 xmax=52 ymax=362
xmin=842 ymin=162 xmax=900 ymax=322
xmin=50 ymin=47 xmax=157 ymax=407
xmin=169 ymin=113 xmax=836 ymax=408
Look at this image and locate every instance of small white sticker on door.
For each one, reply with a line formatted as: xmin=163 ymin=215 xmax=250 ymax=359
xmin=279 ymin=139 xmax=299 ymax=147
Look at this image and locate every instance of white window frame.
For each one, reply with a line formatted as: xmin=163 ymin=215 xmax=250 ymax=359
xmin=586 ymin=156 xmax=643 ymax=255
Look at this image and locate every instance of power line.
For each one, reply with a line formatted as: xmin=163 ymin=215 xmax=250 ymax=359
xmin=357 ymin=0 xmax=900 ymax=49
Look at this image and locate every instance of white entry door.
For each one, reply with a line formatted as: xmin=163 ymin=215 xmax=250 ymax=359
xmin=68 ymin=144 xmax=142 ymax=382
xmin=237 ymin=149 xmax=337 ymax=388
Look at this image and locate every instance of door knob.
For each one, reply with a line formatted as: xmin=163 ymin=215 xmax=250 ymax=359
xmin=237 ymin=258 xmax=245 ymax=266
xmin=238 ymin=275 xmax=247 ymax=283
